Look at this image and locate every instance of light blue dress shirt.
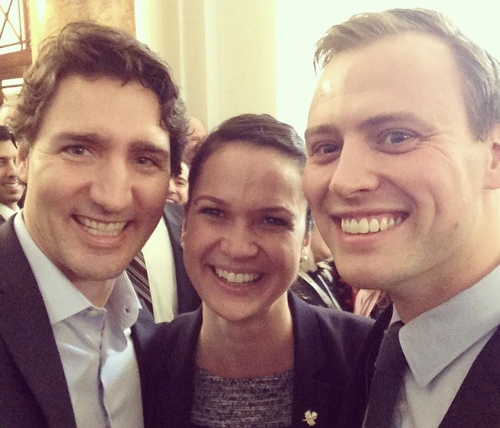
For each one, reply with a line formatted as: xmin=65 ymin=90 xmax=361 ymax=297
xmin=390 ymin=263 xmax=500 ymax=427
xmin=14 ymin=212 xmax=144 ymax=428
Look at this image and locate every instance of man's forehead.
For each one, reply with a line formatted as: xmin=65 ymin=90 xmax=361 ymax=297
xmin=311 ymin=33 xmax=459 ymax=105
xmin=306 ymin=32 xmax=467 ymax=139
xmin=316 ymin=32 xmax=455 ymax=83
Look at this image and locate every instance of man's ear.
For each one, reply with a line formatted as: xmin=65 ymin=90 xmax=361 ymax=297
xmin=16 ymin=141 xmax=30 ymax=184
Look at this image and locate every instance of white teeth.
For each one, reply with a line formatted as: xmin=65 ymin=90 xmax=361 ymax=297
xmin=78 ymin=216 xmax=126 ymax=236
xmin=379 ymin=218 xmax=388 ymax=231
xmin=369 ymin=218 xmax=379 ymax=232
xmin=215 ymin=268 xmax=261 ymax=284
xmin=341 ymin=216 xmax=403 ymax=234
xmin=358 ymin=218 xmax=369 ymax=234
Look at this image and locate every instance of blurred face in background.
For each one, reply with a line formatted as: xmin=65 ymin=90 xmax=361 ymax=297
xmin=166 ymin=162 xmax=189 ymax=205
xmin=0 ymin=139 xmax=24 ymax=209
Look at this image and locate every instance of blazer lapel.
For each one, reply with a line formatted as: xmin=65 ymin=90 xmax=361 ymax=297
xmin=132 ymin=302 xmax=157 ymax=423
xmin=0 ymin=221 xmax=76 ymax=427
xmin=290 ymin=293 xmax=333 ymax=427
xmin=338 ymin=305 xmax=392 ymax=428
xmin=439 ymin=326 xmax=500 ymax=428
xmin=150 ymin=308 xmax=203 ymax=426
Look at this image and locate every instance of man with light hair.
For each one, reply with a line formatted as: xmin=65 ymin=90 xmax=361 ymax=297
xmin=303 ymin=8 xmax=500 ymax=427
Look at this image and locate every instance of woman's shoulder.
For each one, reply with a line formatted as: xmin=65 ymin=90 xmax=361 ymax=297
xmin=291 ymin=292 xmax=373 ymax=352
xmin=313 ymin=304 xmax=374 ymax=332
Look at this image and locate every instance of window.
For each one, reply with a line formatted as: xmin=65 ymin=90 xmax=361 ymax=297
xmin=0 ymin=0 xmax=30 ymax=103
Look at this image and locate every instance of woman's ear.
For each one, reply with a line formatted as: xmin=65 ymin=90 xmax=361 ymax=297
xmin=301 ymin=232 xmax=312 ymax=262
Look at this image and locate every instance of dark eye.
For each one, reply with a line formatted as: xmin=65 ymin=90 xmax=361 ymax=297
xmin=136 ymin=156 xmax=157 ymax=166
xmin=64 ymin=145 xmax=87 ymax=156
xmin=200 ymin=207 xmax=222 ymax=217
xmin=262 ymin=217 xmax=287 ymax=227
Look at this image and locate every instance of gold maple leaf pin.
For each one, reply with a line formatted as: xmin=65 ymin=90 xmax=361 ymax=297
xmin=303 ymin=410 xmax=318 ymax=426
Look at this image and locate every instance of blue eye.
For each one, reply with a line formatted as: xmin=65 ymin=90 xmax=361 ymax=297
xmin=381 ymin=131 xmax=417 ymax=145
xmin=317 ymin=143 xmax=341 ymax=154
xmin=308 ymin=142 xmax=342 ymax=163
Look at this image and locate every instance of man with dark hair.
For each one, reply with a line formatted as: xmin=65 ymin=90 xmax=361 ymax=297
xmin=303 ymin=8 xmax=500 ymax=428
xmin=0 ymin=126 xmax=23 ymax=223
xmin=0 ymin=22 xmax=188 ymax=427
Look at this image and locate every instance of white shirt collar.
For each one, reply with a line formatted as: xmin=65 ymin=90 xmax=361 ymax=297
xmin=0 ymin=203 xmax=18 ymax=221
xmin=396 ymin=263 xmax=500 ymax=387
xmin=14 ymin=211 xmax=141 ymax=327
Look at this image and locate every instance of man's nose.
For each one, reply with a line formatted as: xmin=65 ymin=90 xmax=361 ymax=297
xmin=328 ymin=139 xmax=379 ymax=198
xmin=90 ymin=158 xmax=133 ymax=212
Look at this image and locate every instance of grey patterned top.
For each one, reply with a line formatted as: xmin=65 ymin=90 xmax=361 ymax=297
xmin=190 ymin=366 xmax=294 ymax=428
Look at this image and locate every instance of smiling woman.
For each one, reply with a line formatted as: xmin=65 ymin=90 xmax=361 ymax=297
xmin=144 ymin=114 xmax=373 ymax=428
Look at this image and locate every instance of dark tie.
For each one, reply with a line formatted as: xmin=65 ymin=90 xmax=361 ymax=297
xmin=364 ymin=321 xmax=407 ymax=428
xmin=127 ymin=250 xmax=153 ymax=314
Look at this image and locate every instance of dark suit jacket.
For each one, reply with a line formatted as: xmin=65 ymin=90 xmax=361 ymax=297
xmin=0 ymin=218 xmax=157 ymax=428
xmin=339 ymin=304 xmax=500 ymax=428
xmin=144 ymin=292 xmax=373 ymax=428
xmin=0 ymin=215 xmax=5 ymax=225
xmin=163 ymin=202 xmax=200 ymax=314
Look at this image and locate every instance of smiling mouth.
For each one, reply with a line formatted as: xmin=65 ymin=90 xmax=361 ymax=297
xmin=341 ymin=215 xmax=403 ymax=234
xmin=76 ymin=215 xmax=127 ymax=236
xmin=214 ymin=267 xmax=262 ymax=284
xmin=2 ymin=182 xmax=21 ymax=188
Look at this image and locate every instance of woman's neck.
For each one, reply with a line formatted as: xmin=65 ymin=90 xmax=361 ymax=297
xmin=196 ymin=298 xmax=294 ymax=378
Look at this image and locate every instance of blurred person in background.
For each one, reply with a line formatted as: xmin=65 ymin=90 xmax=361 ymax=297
xmin=0 ymin=126 xmax=24 ymax=224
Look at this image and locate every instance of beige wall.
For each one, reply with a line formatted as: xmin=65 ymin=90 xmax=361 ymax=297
xmin=29 ymin=0 xmax=135 ymax=55
xmin=135 ymin=0 xmax=277 ymax=131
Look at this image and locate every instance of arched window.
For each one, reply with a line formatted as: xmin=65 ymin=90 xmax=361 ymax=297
xmin=0 ymin=0 xmax=30 ymax=104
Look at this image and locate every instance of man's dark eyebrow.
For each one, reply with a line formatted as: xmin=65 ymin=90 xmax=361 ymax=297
xmin=54 ymin=132 xmax=170 ymax=155
xmin=130 ymin=140 xmax=170 ymax=157
xmin=54 ymin=132 xmax=103 ymax=144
